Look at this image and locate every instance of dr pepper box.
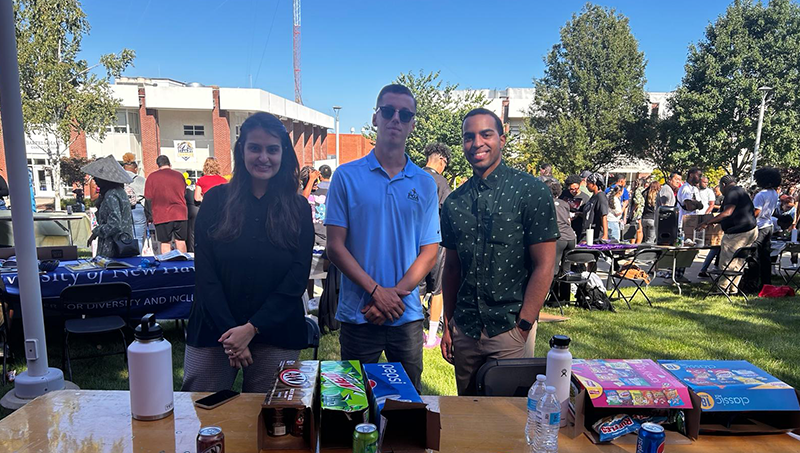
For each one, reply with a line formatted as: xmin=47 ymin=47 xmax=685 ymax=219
xmin=363 ymin=362 xmax=441 ymax=452
xmin=570 ymin=359 xmax=701 ymax=445
xmin=319 ymin=360 xmax=370 ymax=448
xmin=660 ymin=360 xmax=800 ymax=434
xmin=258 ymin=360 xmax=319 ymax=452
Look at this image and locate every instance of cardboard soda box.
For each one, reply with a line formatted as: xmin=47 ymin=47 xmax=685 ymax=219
xmin=258 ymin=360 xmax=319 ymax=451
xmin=363 ymin=362 xmax=440 ymax=453
xmin=363 ymin=362 xmax=423 ymax=426
xmin=660 ymin=360 xmax=800 ymax=434
xmin=319 ymin=360 xmax=369 ymax=448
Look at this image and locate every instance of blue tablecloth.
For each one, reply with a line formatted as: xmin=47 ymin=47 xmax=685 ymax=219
xmin=0 ymin=257 xmax=195 ymax=319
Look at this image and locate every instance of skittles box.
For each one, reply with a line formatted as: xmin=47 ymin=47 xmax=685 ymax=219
xmin=570 ymin=359 xmax=701 ymax=444
xmin=319 ymin=360 xmax=369 ymax=448
xmin=572 ymin=359 xmax=693 ymax=409
xmin=660 ymin=360 xmax=800 ymax=434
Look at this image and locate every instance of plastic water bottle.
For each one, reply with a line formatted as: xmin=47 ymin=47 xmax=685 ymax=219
xmin=525 ymin=374 xmax=547 ymax=446
xmin=536 ymin=386 xmax=561 ymax=453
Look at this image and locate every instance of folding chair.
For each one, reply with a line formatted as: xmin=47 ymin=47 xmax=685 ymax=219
xmin=476 ymin=358 xmax=547 ymax=396
xmin=548 ymin=249 xmax=601 ymax=315
xmin=704 ymin=246 xmax=758 ymax=303
xmin=58 ymin=282 xmax=132 ymax=381
xmin=778 ymin=242 xmax=800 ymax=290
xmin=305 ymin=316 xmax=320 ymax=360
xmin=609 ymin=247 xmax=665 ymax=308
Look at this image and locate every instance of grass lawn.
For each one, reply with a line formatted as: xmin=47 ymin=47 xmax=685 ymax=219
xmin=1 ymin=282 xmax=799 ymax=421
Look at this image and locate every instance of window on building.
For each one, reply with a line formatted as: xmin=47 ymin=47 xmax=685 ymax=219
xmin=650 ymin=103 xmax=660 ymax=118
xmin=128 ymin=111 xmax=140 ymax=134
xmin=183 ymin=125 xmax=205 ymax=136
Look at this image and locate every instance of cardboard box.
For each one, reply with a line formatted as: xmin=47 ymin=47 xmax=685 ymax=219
xmin=569 ymin=359 xmax=700 ymax=444
xmin=258 ymin=360 xmax=319 ymax=452
xmin=319 ymin=360 xmax=369 ymax=448
xmin=660 ymin=360 xmax=800 ymax=434
xmin=683 ymin=214 xmax=723 ymax=246
xmin=363 ymin=362 xmax=440 ymax=452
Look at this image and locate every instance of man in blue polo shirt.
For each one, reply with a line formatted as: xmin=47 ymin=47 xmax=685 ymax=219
xmin=325 ymin=84 xmax=440 ymax=390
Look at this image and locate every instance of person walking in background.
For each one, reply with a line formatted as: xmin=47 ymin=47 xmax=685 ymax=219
xmin=607 ymin=186 xmax=623 ymax=242
xmin=82 ymin=156 xmax=136 ymax=258
xmin=630 ymin=178 xmax=646 ymax=243
xmin=560 ymin=174 xmax=590 ymax=239
xmin=440 ymin=108 xmax=558 ymax=395
xmin=583 ymin=173 xmax=609 ymax=242
xmin=185 ymin=175 xmax=199 ymax=253
xmin=658 ymin=172 xmax=682 ymax=208
xmin=641 ymin=180 xmax=661 ymax=243
xmin=420 ymin=142 xmax=453 ymax=348
xmin=544 ymin=177 xmax=576 ymax=302
xmin=182 ymin=112 xmax=313 ymax=393
xmin=121 ymin=153 xmax=147 ymax=253
xmin=300 ymin=166 xmax=321 ymax=199
xmin=195 ymin=157 xmax=228 ymax=204
xmin=325 ymin=84 xmax=439 ymax=390
xmin=144 ymin=155 xmax=188 ymax=254
xmin=537 ymin=162 xmax=553 ymax=181
xmin=697 ymin=175 xmax=758 ymax=295
xmin=752 ymin=168 xmax=781 ymax=290
xmin=699 ymin=176 xmax=716 ymax=214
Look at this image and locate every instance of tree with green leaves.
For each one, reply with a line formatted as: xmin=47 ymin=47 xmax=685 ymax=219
xmin=522 ymin=3 xmax=647 ymax=175
xmin=669 ymin=0 xmax=800 ymax=178
xmin=364 ymin=70 xmax=486 ymax=182
xmin=13 ymin=0 xmax=134 ymax=206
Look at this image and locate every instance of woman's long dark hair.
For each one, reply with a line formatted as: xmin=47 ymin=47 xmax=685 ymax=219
xmin=211 ymin=112 xmax=301 ymax=249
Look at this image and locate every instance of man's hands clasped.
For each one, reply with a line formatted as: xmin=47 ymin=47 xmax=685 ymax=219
xmin=361 ymin=285 xmax=408 ymax=325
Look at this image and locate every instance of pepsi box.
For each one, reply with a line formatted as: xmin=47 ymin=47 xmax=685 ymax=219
xmin=660 ymin=360 xmax=800 ymax=434
xmin=362 ymin=363 xmax=440 ymax=452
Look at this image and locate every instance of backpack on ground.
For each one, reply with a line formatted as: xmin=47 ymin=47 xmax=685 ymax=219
xmin=575 ymin=280 xmax=615 ymax=312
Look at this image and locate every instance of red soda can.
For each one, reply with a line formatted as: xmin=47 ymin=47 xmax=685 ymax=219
xmin=197 ymin=426 xmax=225 ymax=453
xmin=636 ymin=422 xmax=665 ymax=453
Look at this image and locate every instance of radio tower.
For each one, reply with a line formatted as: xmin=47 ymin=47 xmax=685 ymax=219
xmin=293 ymin=0 xmax=302 ymax=105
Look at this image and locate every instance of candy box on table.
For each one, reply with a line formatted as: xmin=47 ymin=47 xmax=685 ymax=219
xmin=363 ymin=362 xmax=440 ymax=453
xmin=569 ymin=359 xmax=701 ymax=445
xmin=660 ymin=360 xmax=800 ymax=434
xmin=318 ymin=360 xmax=370 ymax=448
xmin=258 ymin=360 xmax=319 ymax=452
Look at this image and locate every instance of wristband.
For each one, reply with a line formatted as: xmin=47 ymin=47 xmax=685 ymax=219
xmin=369 ymin=284 xmax=379 ymax=300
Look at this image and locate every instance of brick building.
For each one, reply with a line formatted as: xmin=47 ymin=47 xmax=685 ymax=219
xmin=0 ymin=77 xmax=334 ymax=203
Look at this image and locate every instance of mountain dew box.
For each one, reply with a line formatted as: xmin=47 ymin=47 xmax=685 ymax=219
xmin=319 ymin=361 xmax=369 ymax=448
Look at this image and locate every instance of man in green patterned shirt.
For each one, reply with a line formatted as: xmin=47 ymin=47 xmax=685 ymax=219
xmin=440 ymin=108 xmax=560 ymax=395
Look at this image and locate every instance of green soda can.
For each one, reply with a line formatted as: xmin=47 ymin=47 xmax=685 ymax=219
xmin=353 ymin=423 xmax=378 ymax=453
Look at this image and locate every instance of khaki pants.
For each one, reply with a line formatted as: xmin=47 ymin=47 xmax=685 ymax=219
xmin=719 ymin=227 xmax=758 ymax=293
xmin=451 ymin=318 xmax=537 ymax=396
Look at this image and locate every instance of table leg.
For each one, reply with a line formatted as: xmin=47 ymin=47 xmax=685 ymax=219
xmin=672 ymin=254 xmax=682 ymax=296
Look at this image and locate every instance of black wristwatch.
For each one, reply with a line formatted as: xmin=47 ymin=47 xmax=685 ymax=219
xmin=517 ymin=318 xmax=534 ymax=332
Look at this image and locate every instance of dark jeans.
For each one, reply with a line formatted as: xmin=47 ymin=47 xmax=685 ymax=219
xmin=340 ymin=319 xmax=424 ymax=391
xmin=554 ymin=239 xmax=577 ymax=300
xmin=753 ymin=226 xmax=773 ymax=289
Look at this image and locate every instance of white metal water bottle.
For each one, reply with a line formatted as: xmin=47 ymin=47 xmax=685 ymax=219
xmin=545 ymin=335 xmax=572 ymax=427
xmin=525 ymin=374 xmax=547 ymax=446
xmin=128 ymin=313 xmax=174 ymax=420
xmin=536 ymin=386 xmax=561 ymax=453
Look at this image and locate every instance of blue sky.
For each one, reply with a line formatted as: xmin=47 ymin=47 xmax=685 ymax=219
xmin=80 ymin=0 xmax=735 ymax=132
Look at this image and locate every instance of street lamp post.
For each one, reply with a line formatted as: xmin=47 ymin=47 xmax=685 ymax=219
xmin=332 ymin=106 xmax=341 ymax=166
xmin=751 ymin=86 xmax=772 ymax=179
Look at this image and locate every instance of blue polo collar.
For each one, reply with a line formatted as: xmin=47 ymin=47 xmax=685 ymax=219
xmin=366 ymin=149 xmax=414 ymax=179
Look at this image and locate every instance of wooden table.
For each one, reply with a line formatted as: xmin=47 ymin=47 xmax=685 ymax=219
xmin=1 ymin=390 xmax=798 ymax=452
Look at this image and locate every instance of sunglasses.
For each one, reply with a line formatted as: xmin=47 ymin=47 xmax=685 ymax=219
xmin=376 ymin=106 xmax=416 ymax=123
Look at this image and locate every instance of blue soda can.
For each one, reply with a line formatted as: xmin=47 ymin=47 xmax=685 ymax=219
xmin=636 ymin=422 xmax=665 ymax=453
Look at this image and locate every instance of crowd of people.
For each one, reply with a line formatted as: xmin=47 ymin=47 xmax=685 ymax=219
xmin=73 ymin=82 xmax=799 ymax=397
